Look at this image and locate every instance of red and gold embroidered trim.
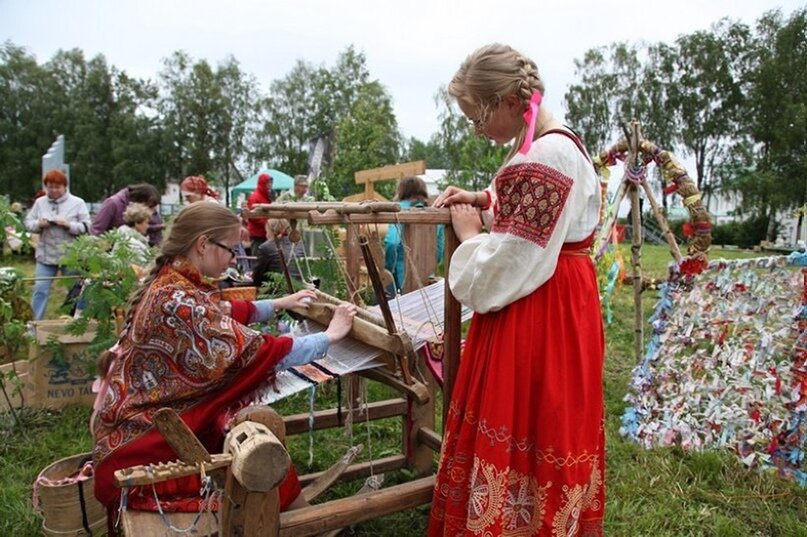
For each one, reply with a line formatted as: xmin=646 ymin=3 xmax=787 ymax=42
xmin=491 ymin=162 xmax=573 ymax=248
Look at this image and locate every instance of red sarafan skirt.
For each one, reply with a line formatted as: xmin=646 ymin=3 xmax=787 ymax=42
xmin=428 ymin=244 xmax=606 ymax=536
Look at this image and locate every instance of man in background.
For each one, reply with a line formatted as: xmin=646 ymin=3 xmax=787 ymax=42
xmin=277 ymin=175 xmax=313 ymax=203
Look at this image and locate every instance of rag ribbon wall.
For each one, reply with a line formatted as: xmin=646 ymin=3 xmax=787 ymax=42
xmin=621 ymin=256 xmax=807 ymax=486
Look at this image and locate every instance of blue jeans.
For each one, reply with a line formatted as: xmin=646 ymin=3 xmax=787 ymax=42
xmin=32 ymin=262 xmax=76 ymax=320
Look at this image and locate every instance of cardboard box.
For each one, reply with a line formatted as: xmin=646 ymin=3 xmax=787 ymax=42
xmin=28 ymin=320 xmax=97 ymax=409
xmin=0 ymin=359 xmax=33 ymax=414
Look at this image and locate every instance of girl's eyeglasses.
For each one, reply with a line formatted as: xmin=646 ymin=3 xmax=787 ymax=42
xmin=208 ymin=238 xmax=237 ymax=260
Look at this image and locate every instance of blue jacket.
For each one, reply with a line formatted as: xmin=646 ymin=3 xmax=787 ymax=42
xmin=384 ymin=199 xmax=444 ymax=292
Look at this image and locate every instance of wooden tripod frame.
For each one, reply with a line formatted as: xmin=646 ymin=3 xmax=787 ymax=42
xmin=594 ymin=121 xmax=712 ymax=361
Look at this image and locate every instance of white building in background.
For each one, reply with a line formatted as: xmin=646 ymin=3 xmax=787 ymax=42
xmin=162 ymin=181 xmax=180 ymax=205
xmin=420 ymin=169 xmax=447 ymax=197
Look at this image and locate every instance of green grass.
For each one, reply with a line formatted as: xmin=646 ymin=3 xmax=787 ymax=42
xmin=2 ymin=245 xmax=806 ymax=536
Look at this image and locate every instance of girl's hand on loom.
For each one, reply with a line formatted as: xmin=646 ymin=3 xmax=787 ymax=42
xmin=450 ymin=203 xmax=484 ymax=242
xmin=325 ymin=304 xmax=357 ymax=343
xmin=433 ymin=186 xmax=476 ymax=208
xmin=274 ymin=289 xmax=317 ymax=311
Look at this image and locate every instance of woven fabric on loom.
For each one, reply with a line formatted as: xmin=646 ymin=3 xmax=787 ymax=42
xmin=254 ymin=281 xmax=473 ymax=404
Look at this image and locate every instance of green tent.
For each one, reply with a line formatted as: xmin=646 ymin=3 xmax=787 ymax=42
xmin=229 ymin=169 xmax=295 ymax=208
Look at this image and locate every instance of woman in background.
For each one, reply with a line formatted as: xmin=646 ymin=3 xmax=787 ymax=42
xmin=111 ymin=202 xmax=153 ymax=268
xmin=24 ymin=169 xmax=91 ymax=320
xmin=91 ymin=183 xmax=164 ymax=246
xmin=384 ymin=175 xmax=444 ymax=294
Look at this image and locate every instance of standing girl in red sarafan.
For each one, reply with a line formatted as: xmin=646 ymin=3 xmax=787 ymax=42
xmin=428 ymin=43 xmax=606 ymax=537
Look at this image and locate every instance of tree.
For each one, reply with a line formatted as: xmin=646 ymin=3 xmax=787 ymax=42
xmin=0 ymin=42 xmax=55 ymax=202
xmin=724 ymin=9 xmax=807 ymax=239
xmin=258 ymin=46 xmax=381 ymax=183
xmin=212 ymin=56 xmax=261 ymax=206
xmin=565 ymin=43 xmax=634 ymax=153
xmin=326 ymin=81 xmax=401 ymax=199
xmin=259 ymin=59 xmax=321 ymax=174
xmin=431 ymin=87 xmax=505 ymax=192
xmin=42 ymin=49 xmax=168 ymax=202
xmin=565 ymin=41 xmax=680 ymax=153
xmin=403 ymin=136 xmax=451 ymax=169
xmin=59 ymin=53 xmax=117 ymax=199
xmin=157 ymin=51 xmax=198 ymax=182
xmin=565 ymin=22 xmax=755 ymax=213
xmin=107 ymin=71 xmax=166 ymax=193
xmin=666 ymin=19 xmax=754 ymax=203
xmin=158 ymin=52 xmax=262 ymax=200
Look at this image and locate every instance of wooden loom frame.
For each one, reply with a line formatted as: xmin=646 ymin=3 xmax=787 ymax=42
xmin=115 ymin=202 xmax=462 ymax=536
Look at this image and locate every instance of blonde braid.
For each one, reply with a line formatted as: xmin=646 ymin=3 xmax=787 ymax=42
xmin=121 ymin=255 xmax=170 ymax=335
xmin=507 ymin=54 xmax=545 ymax=163
xmin=449 ymin=44 xmax=546 ymax=163
xmin=96 ymin=255 xmax=170 ymax=377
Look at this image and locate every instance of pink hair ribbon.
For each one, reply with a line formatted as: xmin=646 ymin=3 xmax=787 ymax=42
xmin=518 ymin=90 xmax=543 ymax=155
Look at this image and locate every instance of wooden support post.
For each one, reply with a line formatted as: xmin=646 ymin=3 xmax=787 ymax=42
xmin=628 ymin=121 xmax=645 ymax=364
xmin=298 ymin=454 xmax=408 ymax=488
xmin=279 ymin=476 xmax=435 ymax=537
xmin=630 ymin=184 xmax=644 ymax=363
xmin=404 ymin=350 xmax=436 ymax=475
xmin=359 ymin=235 xmax=415 ymax=386
xmin=442 ymin=225 xmax=462 ymax=427
xmin=152 ymin=407 xmax=212 ymax=463
xmin=284 ymin=398 xmax=407 ymax=435
xmin=638 ymin=180 xmax=683 ymax=264
xmin=402 ymin=223 xmax=438 ymax=293
xmin=353 ymin=161 xmax=426 ymax=201
xmin=417 ymin=426 xmax=443 ymax=453
xmin=344 ymin=225 xmax=361 ymax=304
xmin=222 ymin=421 xmax=290 ymax=536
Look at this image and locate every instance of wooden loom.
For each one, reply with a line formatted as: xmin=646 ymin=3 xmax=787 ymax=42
xmin=115 ymin=202 xmax=462 ymax=536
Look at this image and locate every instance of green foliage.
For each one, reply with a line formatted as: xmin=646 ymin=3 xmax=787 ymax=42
xmin=431 ymin=87 xmax=506 ymax=191
xmin=44 ymin=48 xmax=167 ymax=201
xmin=260 ymin=47 xmax=368 ymax=171
xmin=159 ymin=52 xmax=262 ymax=198
xmin=0 ymin=267 xmax=33 ymax=424
xmin=403 ymin=136 xmax=451 ymax=169
xmin=0 ymin=43 xmax=55 ymax=200
xmin=326 ymin=82 xmax=402 ymax=199
xmin=309 ymin=227 xmax=348 ymax=300
xmin=0 ymin=197 xmax=31 ymax=255
xmin=563 ymin=14 xmax=807 ymax=229
xmin=740 ymin=8 xmax=807 ymax=220
xmin=58 ymin=231 xmax=145 ymax=353
xmin=681 ymin=215 xmax=778 ymax=248
xmin=0 ymin=267 xmax=32 ymax=358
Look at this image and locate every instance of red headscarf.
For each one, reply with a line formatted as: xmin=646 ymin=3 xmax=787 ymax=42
xmin=181 ymin=176 xmax=219 ymax=199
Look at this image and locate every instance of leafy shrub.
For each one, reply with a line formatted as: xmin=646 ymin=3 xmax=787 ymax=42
xmin=669 ymin=215 xmax=777 ymax=249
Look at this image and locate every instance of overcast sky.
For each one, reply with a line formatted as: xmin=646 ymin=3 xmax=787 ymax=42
xmin=1 ymin=0 xmax=802 ymax=142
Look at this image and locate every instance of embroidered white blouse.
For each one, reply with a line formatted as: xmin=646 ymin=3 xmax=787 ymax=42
xmin=449 ymin=132 xmax=601 ymax=313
